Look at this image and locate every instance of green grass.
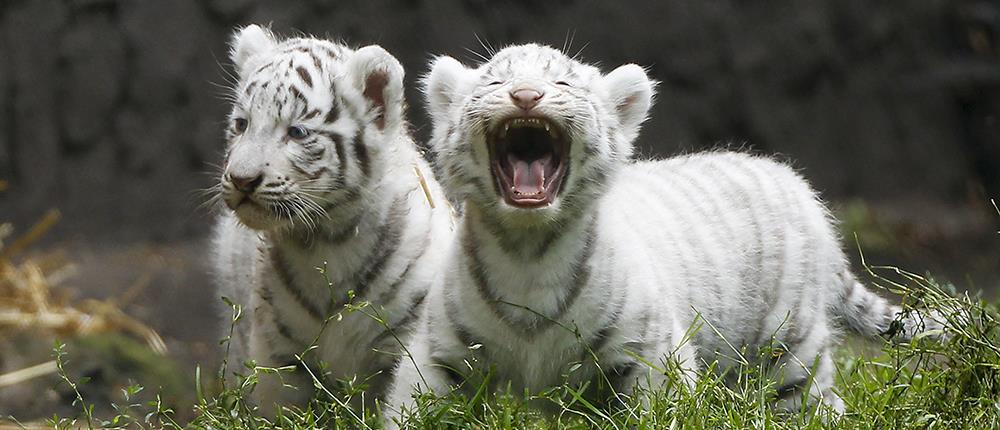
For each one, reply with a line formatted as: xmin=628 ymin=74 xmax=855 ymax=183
xmin=10 ymin=262 xmax=999 ymax=430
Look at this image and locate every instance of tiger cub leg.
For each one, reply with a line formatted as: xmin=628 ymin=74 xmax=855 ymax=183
xmin=613 ymin=326 xmax=702 ymax=407
xmin=245 ymin=310 xmax=315 ymax=417
xmin=771 ymin=343 xmax=844 ymax=414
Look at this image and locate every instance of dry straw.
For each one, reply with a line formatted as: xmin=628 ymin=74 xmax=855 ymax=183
xmin=0 ymin=205 xmax=166 ymax=388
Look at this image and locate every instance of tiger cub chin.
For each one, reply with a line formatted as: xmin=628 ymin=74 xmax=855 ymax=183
xmin=211 ymin=25 xmax=453 ymax=414
xmin=384 ymin=43 xmax=940 ymax=427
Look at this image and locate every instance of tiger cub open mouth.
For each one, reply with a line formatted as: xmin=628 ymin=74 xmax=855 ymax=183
xmin=487 ymin=117 xmax=570 ymax=208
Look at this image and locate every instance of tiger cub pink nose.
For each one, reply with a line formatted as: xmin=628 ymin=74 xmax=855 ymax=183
xmin=509 ymin=87 xmax=544 ymax=111
xmin=229 ymin=173 xmax=263 ymax=193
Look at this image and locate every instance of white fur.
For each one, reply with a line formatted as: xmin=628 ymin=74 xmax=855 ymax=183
xmin=230 ymin=24 xmax=277 ymax=78
xmin=212 ymin=27 xmax=454 ymax=414
xmin=348 ymin=45 xmax=406 ymax=134
xmin=424 ymin=56 xmax=477 ymax=124
xmin=384 ymin=44 xmax=939 ymax=428
xmin=598 ymin=63 xmax=655 ymax=146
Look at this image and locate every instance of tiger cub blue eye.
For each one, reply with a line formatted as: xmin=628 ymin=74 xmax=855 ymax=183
xmin=288 ymin=125 xmax=310 ymax=139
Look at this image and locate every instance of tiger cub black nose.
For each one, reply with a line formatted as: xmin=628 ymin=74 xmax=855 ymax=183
xmin=229 ymin=173 xmax=264 ymax=193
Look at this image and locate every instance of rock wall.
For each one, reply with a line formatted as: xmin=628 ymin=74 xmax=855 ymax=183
xmin=0 ymin=0 xmax=997 ymax=242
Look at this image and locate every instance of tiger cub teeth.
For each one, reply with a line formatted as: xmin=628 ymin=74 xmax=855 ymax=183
xmin=501 ymin=118 xmax=558 ymax=138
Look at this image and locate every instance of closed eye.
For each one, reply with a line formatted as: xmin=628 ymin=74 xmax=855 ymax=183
xmin=555 ymin=81 xmax=572 ymax=87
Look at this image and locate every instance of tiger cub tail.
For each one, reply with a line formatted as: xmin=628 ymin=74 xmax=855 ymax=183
xmin=835 ymin=272 xmax=946 ymax=342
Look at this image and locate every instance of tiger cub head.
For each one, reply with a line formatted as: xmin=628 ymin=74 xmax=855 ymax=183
xmin=220 ymin=25 xmax=405 ymax=231
xmin=425 ymin=43 xmax=654 ymax=225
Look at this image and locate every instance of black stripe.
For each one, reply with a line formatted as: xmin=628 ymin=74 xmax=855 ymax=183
xmin=607 ymin=360 xmax=640 ymax=392
xmin=622 ymin=309 xmax=653 ymax=355
xmin=314 ymin=210 xmax=363 ymax=245
xmin=431 ymin=359 xmax=466 ymax=386
xmin=551 ymin=221 xmax=597 ymax=318
xmin=332 ymin=133 xmax=347 ymax=176
xmin=587 ymin=305 xmax=624 ymax=356
xmin=318 ymin=187 xmax=362 ymax=212
xmin=291 ymin=85 xmax=306 ymax=104
xmin=318 ymin=45 xmax=340 ymax=60
xmin=369 ymin=292 xmax=428 ymax=347
xmin=302 ymin=147 xmax=326 ymax=162
xmin=358 ymin=199 xmax=408 ymax=287
xmin=315 ymin=130 xmax=343 ymax=144
xmin=473 ymin=208 xmax=526 ymax=255
xmin=312 ymin=130 xmax=346 ymax=186
xmin=544 ymin=162 xmax=600 ymax=225
xmin=374 ymin=224 xmax=434 ymax=305
xmin=720 ymin=160 xmax=777 ymax=344
xmin=310 ymin=53 xmax=323 ymax=71
xmin=296 ymin=66 xmax=313 ymax=88
xmin=352 ymin=130 xmax=371 ymax=177
xmin=291 ymin=160 xmax=329 ymax=180
xmin=325 ymin=104 xmax=339 ymax=124
xmin=269 ymin=247 xmax=325 ymax=321
xmin=652 ymin=170 xmax=728 ymax=301
xmin=269 ymin=353 xmax=300 ymax=368
xmin=585 ymin=250 xmax=627 ymax=356
xmin=779 ymin=185 xmax=810 ymax=343
xmin=326 ymin=195 xmax=407 ymax=313
xmin=288 ymin=206 xmax=363 ymax=250
xmin=302 ymin=142 xmax=325 ymax=156
xmin=778 ymin=326 xmax=809 ymax=358
xmin=462 ymin=226 xmax=515 ymax=325
xmin=273 ymin=314 xmax=311 ymax=345
xmin=533 ymin=228 xmax=563 ymax=258
xmin=394 ymin=291 xmax=429 ymax=329
xmin=256 ymin=286 xmax=274 ymax=305
xmin=463 ymin=217 xmax=596 ymax=335
xmin=303 ymin=109 xmax=321 ymax=120
xmin=581 ymin=102 xmax=601 ymax=156
xmin=443 ymin=292 xmax=480 ymax=348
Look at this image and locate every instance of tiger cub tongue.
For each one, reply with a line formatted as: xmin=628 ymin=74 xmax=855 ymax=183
xmin=509 ymin=153 xmax=551 ymax=195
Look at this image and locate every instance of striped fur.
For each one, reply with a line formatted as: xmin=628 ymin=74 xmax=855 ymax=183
xmin=211 ymin=25 xmax=453 ymax=413
xmin=385 ymin=44 xmax=941 ymax=426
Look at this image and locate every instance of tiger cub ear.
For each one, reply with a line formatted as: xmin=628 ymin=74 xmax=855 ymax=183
xmin=348 ymin=45 xmax=405 ymax=132
xmin=423 ymin=56 xmax=473 ymax=125
xmin=600 ymin=64 xmax=656 ymax=141
xmin=230 ymin=24 xmax=277 ymax=79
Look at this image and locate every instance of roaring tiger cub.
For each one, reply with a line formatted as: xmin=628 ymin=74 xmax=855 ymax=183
xmin=211 ymin=25 xmax=453 ymax=413
xmin=384 ymin=44 xmax=940 ymax=426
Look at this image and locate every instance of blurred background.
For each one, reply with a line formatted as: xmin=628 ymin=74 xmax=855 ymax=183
xmin=0 ymin=0 xmax=997 ymax=422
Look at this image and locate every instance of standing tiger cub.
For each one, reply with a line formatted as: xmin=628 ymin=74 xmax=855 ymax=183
xmin=211 ymin=25 xmax=453 ymax=413
xmin=384 ymin=44 xmax=939 ymax=426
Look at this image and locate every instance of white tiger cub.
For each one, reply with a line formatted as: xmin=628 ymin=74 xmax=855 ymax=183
xmin=212 ymin=25 xmax=453 ymax=413
xmin=384 ymin=44 xmax=940 ymax=426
